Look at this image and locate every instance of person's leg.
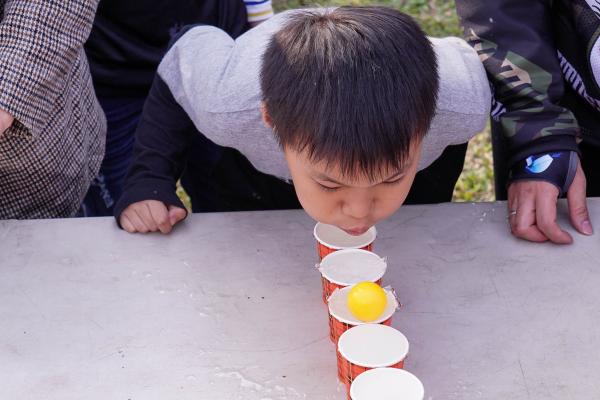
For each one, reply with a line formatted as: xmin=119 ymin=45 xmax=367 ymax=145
xmin=80 ymin=97 xmax=146 ymax=216
xmin=208 ymin=147 xmax=301 ymax=211
xmin=181 ymin=137 xmax=300 ymax=212
xmin=179 ymin=133 xmax=225 ymax=212
xmin=578 ymin=141 xmax=600 ymax=197
xmin=404 ymin=142 xmax=469 ymax=204
xmin=490 ymin=120 xmax=509 ymax=201
xmin=183 ymin=139 xmax=468 ymax=212
xmin=186 ymin=143 xmax=468 ymax=211
xmin=177 ymin=0 xmax=251 ymax=210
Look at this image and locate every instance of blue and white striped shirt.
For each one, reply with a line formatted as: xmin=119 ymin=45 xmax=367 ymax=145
xmin=244 ymin=0 xmax=274 ymax=23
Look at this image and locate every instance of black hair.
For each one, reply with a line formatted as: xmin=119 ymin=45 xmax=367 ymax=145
xmin=260 ymin=6 xmax=438 ymax=179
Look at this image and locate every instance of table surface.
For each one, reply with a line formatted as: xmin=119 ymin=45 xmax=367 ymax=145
xmin=1 ymin=200 xmax=600 ymax=400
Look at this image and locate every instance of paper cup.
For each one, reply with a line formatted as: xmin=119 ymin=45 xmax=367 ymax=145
xmin=337 ymin=324 xmax=409 ymax=391
xmin=317 ymin=249 xmax=387 ymax=304
xmin=350 ymin=368 xmax=424 ymax=400
xmin=327 ymin=285 xmax=399 ymax=344
xmin=314 ymin=223 xmax=376 ymax=260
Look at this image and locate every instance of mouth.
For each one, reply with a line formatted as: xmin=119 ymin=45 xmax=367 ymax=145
xmin=342 ymin=227 xmax=370 ymax=236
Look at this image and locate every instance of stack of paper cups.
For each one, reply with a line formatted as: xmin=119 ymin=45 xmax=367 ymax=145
xmin=311 ymin=222 xmax=425 ymax=398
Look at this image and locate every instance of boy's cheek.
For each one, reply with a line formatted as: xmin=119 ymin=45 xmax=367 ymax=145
xmin=296 ymin=190 xmax=336 ymax=224
xmin=291 ymin=183 xmax=342 ymax=226
xmin=369 ymin=186 xmax=413 ymax=224
xmin=377 ymin=200 xmax=404 ymax=223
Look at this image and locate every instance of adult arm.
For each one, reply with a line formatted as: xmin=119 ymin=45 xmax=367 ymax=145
xmin=456 ymin=0 xmax=592 ymax=243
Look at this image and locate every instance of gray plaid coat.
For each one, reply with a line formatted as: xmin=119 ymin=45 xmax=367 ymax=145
xmin=0 ymin=0 xmax=106 ymax=219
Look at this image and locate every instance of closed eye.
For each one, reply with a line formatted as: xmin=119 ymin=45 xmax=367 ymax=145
xmin=382 ymin=176 xmax=405 ymax=186
xmin=317 ymin=182 xmax=341 ymax=192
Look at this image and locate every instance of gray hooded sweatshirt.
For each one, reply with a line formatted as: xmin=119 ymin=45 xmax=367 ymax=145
xmin=157 ymin=9 xmax=491 ymax=181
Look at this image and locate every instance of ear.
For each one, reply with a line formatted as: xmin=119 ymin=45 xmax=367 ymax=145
xmin=260 ymin=102 xmax=274 ymax=129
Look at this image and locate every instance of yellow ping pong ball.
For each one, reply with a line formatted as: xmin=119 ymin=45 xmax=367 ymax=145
xmin=347 ymin=281 xmax=387 ymax=322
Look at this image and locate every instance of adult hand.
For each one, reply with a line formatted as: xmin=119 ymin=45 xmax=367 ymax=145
xmin=507 ymin=163 xmax=592 ymax=244
xmin=0 ymin=108 xmax=14 ymax=136
xmin=120 ymin=200 xmax=187 ymax=234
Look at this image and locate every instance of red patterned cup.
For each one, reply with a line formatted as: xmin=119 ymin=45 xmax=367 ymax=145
xmin=314 ymin=223 xmax=376 ymax=260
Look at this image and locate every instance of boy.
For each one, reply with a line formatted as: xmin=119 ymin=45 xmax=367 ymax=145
xmin=115 ymin=6 xmax=490 ymax=234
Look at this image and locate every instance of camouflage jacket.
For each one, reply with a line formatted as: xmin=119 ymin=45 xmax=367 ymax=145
xmin=456 ymin=0 xmax=600 ymax=190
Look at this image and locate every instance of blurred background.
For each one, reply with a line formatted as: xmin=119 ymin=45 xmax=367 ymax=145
xmin=273 ymin=0 xmax=495 ymax=202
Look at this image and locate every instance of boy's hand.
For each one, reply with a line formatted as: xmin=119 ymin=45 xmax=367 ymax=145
xmin=507 ymin=163 xmax=592 ymax=244
xmin=120 ymin=200 xmax=187 ymax=234
xmin=0 ymin=108 xmax=14 ymax=136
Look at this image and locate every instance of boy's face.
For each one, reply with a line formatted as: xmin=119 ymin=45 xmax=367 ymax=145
xmin=284 ymin=142 xmax=422 ymax=236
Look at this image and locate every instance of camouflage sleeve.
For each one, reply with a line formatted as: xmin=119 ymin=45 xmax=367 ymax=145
xmin=456 ymin=0 xmax=580 ymax=193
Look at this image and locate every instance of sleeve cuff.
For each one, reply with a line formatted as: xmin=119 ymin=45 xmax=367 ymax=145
xmin=508 ymin=150 xmax=579 ymax=196
xmin=244 ymin=0 xmax=273 ymax=22
xmin=113 ymin=179 xmax=187 ymax=229
xmin=0 ymin=75 xmax=43 ymax=135
xmin=507 ymin=134 xmax=580 ymax=168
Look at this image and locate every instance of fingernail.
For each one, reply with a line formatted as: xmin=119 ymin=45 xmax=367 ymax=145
xmin=582 ymin=220 xmax=594 ymax=235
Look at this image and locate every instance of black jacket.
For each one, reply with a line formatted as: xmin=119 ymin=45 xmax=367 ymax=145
xmin=85 ymin=0 xmax=248 ymax=98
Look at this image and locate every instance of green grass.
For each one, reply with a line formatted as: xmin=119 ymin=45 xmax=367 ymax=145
xmin=274 ymin=0 xmax=462 ymax=36
xmin=453 ymin=129 xmax=495 ymax=202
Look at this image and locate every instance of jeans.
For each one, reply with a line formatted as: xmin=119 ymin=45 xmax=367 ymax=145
xmin=80 ymin=97 xmax=145 ymax=216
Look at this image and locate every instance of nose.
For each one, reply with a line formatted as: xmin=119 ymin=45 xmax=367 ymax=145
xmin=341 ymin=191 xmax=373 ymax=221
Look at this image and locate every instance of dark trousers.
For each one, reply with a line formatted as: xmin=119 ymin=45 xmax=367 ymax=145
xmin=80 ymin=97 xmax=145 ymax=216
xmin=181 ymin=137 xmax=468 ymax=212
xmin=578 ymin=141 xmax=600 ymax=196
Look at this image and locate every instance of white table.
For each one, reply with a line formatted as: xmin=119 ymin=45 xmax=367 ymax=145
xmin=1 ymin=200 xmax=599 ymax=399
